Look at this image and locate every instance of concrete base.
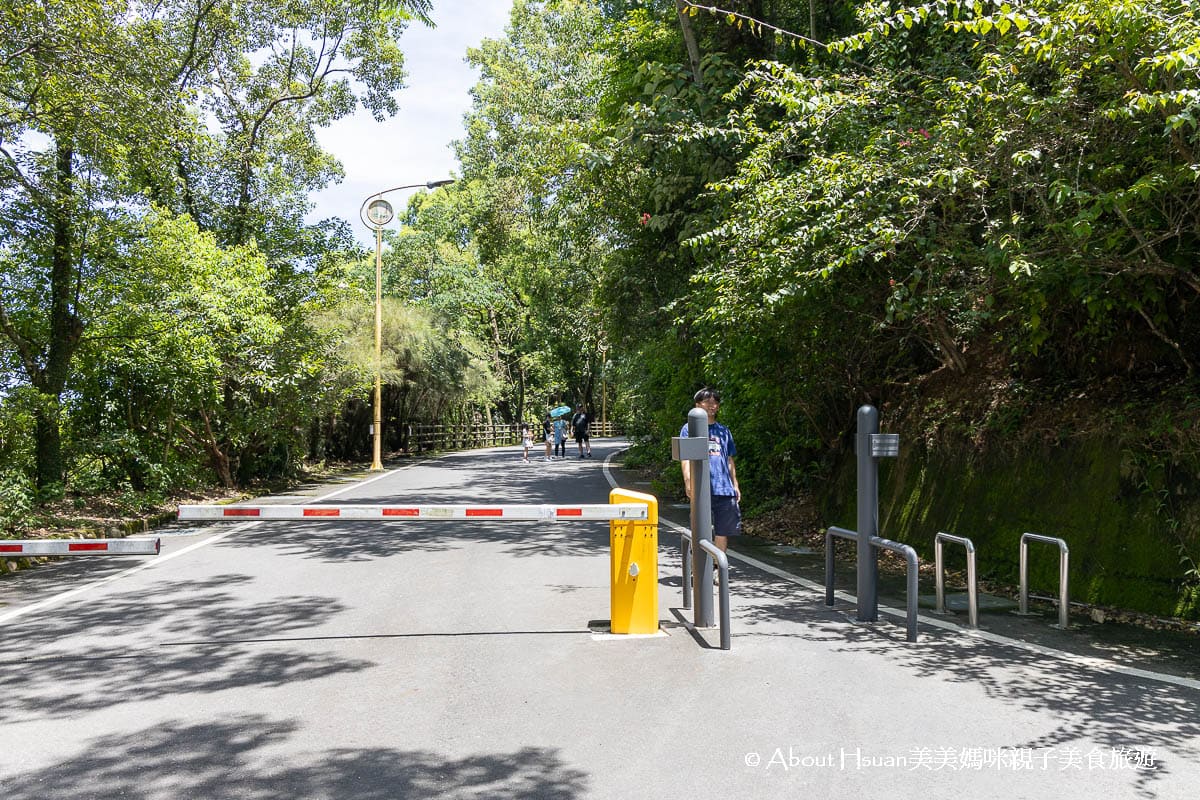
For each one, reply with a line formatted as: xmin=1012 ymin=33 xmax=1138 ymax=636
xmin=587 ymin=619 xmax=669 ymax=640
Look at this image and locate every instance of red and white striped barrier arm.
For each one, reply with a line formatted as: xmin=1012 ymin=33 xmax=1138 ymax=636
xmin=178 ymin=503 xmax=649 ymax=521
xmin=0 ymin=538 xmax=161 ymax=556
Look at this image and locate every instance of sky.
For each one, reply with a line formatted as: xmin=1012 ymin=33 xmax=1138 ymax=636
xmin=305 ymin=2 xmax=516 ymax=245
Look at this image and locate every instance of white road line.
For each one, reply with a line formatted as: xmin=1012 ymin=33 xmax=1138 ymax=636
xmin=0 ymin=522 xmax=258 ymax=625
xmin=309 ymin=462 xmax=419 ymax=502
xmin=1 ymin=461 xmax=422 ymax=625
xmin=601 ymin=446 xmax=625 ymax=488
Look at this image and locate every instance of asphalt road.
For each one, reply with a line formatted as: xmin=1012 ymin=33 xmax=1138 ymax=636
xmin=0 ymin=439 xmax=1197 ymax=799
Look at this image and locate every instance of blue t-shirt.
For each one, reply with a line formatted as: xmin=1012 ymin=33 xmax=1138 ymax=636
xmin=553 ymin=419 xmax=568 ymax=442
xmin=679 ymin=420 xmax=737 ymax=496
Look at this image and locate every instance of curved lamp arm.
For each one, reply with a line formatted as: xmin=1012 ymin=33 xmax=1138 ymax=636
xmin=359 ymin=179 xmax=456 ymax=230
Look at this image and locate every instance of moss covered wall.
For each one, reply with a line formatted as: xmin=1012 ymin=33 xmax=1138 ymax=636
xmin=822 ymin=431 xmax=1200 ymax=620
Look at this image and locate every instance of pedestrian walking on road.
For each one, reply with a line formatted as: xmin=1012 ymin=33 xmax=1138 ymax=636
xmin=572 ymin=405 xmax=592 ymax=458
xmin=542 ymin=414 xmax=554 ymax=461
xmin=520 ymin=423 xmax=533 ymax=462
xmin=679 ymin=387 xmax=741 ymax=579
xmin=553 ymin=414 xmax=568 ymax=458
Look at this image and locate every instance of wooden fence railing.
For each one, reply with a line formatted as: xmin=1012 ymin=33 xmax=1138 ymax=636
xmin=403 ymin=420 xmax=622 ymax=454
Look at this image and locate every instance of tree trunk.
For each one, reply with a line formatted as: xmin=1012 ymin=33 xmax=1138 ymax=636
xmin=31 ymin=142 xmax=85 ymax=499
xmin=33 ymin=404 xmax=65 ymax=498
xmin=674 ymin=0 xmax=704 ymax=87
xmin=187 ymin=405 xmax=235 ymax=488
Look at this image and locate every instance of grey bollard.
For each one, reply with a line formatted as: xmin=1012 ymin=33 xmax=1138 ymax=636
xmin=687 ymin=407 xmax=714 ymax=628
xmin=856 ymin=405 xmax=880 ymax=622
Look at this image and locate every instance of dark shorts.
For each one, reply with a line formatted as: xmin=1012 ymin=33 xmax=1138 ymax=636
xmin=574 ymin=431 xmax=589 ymax=443
xmin=712 ymin=495 xmax=742 ymax=538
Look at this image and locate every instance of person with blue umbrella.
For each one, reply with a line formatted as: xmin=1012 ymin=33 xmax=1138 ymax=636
xmin=552 ymin=411 xmax=569 ymax=458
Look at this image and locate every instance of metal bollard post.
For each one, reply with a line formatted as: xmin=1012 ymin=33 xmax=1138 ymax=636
xmin=856 ymin=406 xmax=880 ymax=622
xmin=671 ymin=410 xmax=714 ymax=628
xmin=687 ymin=408 xmax=714 ymax=628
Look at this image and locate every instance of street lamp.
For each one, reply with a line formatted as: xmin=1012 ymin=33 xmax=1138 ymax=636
xmin=359 ymin=178 xmax=456 ymax=470
xmin=599 ymin=341 xmax=609 ymax=434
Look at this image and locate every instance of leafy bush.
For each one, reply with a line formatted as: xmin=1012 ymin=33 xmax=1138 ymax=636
xmin=0 ymin=473 xmax=34 ymax=536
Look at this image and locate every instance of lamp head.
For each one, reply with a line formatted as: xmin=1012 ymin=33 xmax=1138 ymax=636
xmin=426 ymin=179 xmax=456 ymax=189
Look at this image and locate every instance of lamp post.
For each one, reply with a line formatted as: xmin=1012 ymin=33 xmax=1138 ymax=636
xmin=359 ymin=179 xmax=455 ymax=470
xmin=599 ymin=341 xmax=609 ymax=435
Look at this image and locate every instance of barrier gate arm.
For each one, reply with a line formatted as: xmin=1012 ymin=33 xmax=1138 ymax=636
xmin=0 ymin=538 xmax=161 ymax=556
xmin=179 ymin=497 xmax=662 ymax=641
xmin=178 ymin=503 xmax=649 ymax=521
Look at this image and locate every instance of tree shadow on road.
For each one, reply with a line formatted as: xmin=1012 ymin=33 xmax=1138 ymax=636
xmin=0 ymin=574 xmax=372 ymax=720
xmin=350 ymin=448 xmax=614 ymax=507
xmin=214 ymin=520 xmax=613 ymax=564
xmin=0 ymin=715 xmax=590 ymax=799
xmin=711 ymin=563 xmax=1198 ymax=798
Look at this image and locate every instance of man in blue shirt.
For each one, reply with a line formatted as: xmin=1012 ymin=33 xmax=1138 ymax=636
xmin=679 ymin=387 xmax=742 ymax=563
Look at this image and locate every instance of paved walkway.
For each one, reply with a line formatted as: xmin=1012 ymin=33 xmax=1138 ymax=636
xmin=0 ymin=440 xmax=1196 ymax=799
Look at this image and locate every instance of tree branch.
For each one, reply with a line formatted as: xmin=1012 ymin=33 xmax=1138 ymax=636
xmin=674 ymin=0 xmax=704 ymax=88
xmin=1112 ymin=202 xmax=1200 ymax=296
xmin=0 ymin=298 xmax=45 ymax=384
xmin=1135 ymin=305 xmax=1193 ymax=376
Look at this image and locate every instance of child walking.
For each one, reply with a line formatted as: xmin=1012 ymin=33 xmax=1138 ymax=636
xmin=520 ymin=423 xmax=533 ymax=462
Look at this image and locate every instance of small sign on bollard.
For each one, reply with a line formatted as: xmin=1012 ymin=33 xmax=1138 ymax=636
xmin=671 ymin=435 xmax=709 ymax=462
xmin=869 ymin=433 xmax=900 ymax=458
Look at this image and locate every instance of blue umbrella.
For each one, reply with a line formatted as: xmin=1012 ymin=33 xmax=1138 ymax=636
xmin=550 ymin=405 xmax=572 ymax=419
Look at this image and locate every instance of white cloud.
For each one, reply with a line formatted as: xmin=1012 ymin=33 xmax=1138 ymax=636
xmin=307 ymin=1 xmax=514 ymax=244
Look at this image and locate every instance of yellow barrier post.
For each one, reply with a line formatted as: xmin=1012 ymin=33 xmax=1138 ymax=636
xmin=609 ymin=488 xmax=659 ymax=634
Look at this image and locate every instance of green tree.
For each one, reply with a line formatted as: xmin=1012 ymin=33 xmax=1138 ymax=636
xmin=0 ymin=0 xmax=432 ymax=496
xmin=0 ymin=0 xmax=190 ymax=497
xmin=455 ymin=0 xmax=615 ymax=417
xmin=316 ymin=294 xmax=499 ymax=444
xmin=72 ymin=210 xmax=338 ymax=488
xmin=141 ymin=0 xmax=433 ymax=258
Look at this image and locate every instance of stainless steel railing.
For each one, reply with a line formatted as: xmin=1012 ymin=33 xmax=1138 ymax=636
xmin=934 ymin=531 xmax=979 ymax=628
xmin=824 ymin=526 xmax=919 ymax=642
xmin=1019 ymin=532 xmax=1070 ymax=629
xmin=679 ymin=529 xmax=731 ymax=651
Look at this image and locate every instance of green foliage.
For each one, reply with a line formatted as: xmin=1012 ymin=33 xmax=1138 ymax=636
xmin=68 ymin=210 xmax=341 ymax=488
xmin=655 ymin=0 xmax=1200 ymax=473
xmin=144 ymin=0 xmax=433 ymax=254
xmin=0 ymin=386 xmax=38 ymax=532
xmin=0 ymin=0 xmax=435 ymax=495
xmin=0 ymin=472 xmax=34 ymax=536
xmin=455 ymin=0 xmax=618 ymax=419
